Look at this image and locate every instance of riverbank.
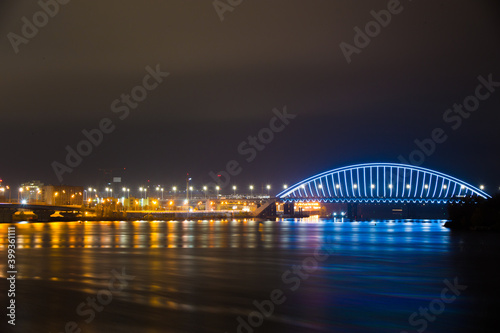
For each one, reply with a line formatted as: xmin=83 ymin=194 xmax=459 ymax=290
xmin=445 ymin=195 xmax=500 ymax=231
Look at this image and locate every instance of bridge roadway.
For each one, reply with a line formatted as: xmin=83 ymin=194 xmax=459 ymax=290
xmin=0 ymin=203 xmax=82 ymax=223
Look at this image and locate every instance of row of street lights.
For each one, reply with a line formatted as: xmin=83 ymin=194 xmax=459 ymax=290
xmin=84 ymin=184 xmax=286 ymax=200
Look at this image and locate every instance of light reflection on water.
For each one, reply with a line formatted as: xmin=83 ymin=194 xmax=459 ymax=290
xmin=0 ymin=219 xmax=497 ymax=333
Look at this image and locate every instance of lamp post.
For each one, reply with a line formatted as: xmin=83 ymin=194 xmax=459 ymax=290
xmin=249 ymin=185 xmax=254 ymax=197
xmin=172 ymin=186 xmax=177 ymax=199
xmin=232 ymin=185 xmax=237 ymax=197
xmin=216 ymin=186 xmax=220 ymax=198
xmin=266 ymin=184 xmax=271 ymax=197
xmin=161 ymin=188 xmax=164 ymax=200
xmin=18 ymin=188 xmax=23 ymax=203
xmin=203 ymin=186 xmax=207 ymax=199
xmin=6 ymin=186 xmax=10 ymax=202
xmin=186 ymin=177 xmax=192 ymax=200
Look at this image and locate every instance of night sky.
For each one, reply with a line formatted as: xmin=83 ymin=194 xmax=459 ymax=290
xmin=1 ymin=0 xmax=499 ymax=194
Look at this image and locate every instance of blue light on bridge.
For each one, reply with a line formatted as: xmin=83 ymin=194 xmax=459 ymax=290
xmin=277 ymin=163 xmax=490 ymax=204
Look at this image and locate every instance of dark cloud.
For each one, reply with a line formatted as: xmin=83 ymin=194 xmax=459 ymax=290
xmin=1 ymin=0 xmax=499 ymax=191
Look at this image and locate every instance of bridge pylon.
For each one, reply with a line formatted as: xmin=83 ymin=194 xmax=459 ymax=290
xmin=0 ymin=208 xmax=17 ymax=223
xmin=347 ymin=203 xmax=358 ymax=220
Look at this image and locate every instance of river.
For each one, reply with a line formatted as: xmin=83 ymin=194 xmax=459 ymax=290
xmin=1 ymin=218 xmax=499 ymax=332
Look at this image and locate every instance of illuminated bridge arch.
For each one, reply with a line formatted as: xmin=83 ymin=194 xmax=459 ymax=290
xmin=277 ymin=163 xmax=490 ymax=204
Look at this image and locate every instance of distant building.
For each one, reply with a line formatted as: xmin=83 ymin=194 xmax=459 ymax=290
xmin=20 ymin=180 xmax=44 ymax=203
xmin=44 ymin=185 xmax=84 ymax=205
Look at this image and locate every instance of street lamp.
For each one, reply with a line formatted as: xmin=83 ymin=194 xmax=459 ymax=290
xmin=266 ymin=184 xmax=271 ymax=197
xmin=216 ymin=186 xmax=220 ymax=198
xmin=18 ymin=187 xmax=23 ymax=202
xmin=232 ymin=185 xmax=237 ymax=196
xmin=249 ymin=185 xmax=254 ymax=197
xmin=203 ymin=186 xmax=207 ymax=199
xmin=161 ymin=188 xmax=164 ymax=200
xmin=186 ymin=177 xmax=192 ymax=200
xmin=122 ymin=187 xmax=130 ymax=199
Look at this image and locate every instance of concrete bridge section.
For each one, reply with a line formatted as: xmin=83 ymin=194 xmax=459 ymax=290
xmin=251 ymin=199 xmax=277 ymax=218
xmin=0 ymin=203 xmax=81 ymax=223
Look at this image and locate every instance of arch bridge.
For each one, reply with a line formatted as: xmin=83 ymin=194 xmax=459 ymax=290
xmin=276 ymin=163 xmax=490 ymax=204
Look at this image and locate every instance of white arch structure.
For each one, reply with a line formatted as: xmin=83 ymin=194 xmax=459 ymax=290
xmin=277 ymin=163 xmax=490 ymax=204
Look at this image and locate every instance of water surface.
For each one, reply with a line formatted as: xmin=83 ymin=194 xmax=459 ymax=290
xmin=1 ymin=219 xmax=498 ymax=332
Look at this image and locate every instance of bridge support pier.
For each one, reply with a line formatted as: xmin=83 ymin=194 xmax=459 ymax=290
xmin=347 ymin=203 xmax=358 ymax=220
xmin=34 ymin=210 xmax=55 ymax=222
xmin=284 ymin=203 xmax=294 ymax=216
xmin=0 ymin=208 xmax=17 ymax=223
xmin=60 ymin=211 xmax=79 ymax=220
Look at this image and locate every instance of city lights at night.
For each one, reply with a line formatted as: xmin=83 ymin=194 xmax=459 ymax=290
xmin=1 ymin=1 xmax=500 ymax=332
